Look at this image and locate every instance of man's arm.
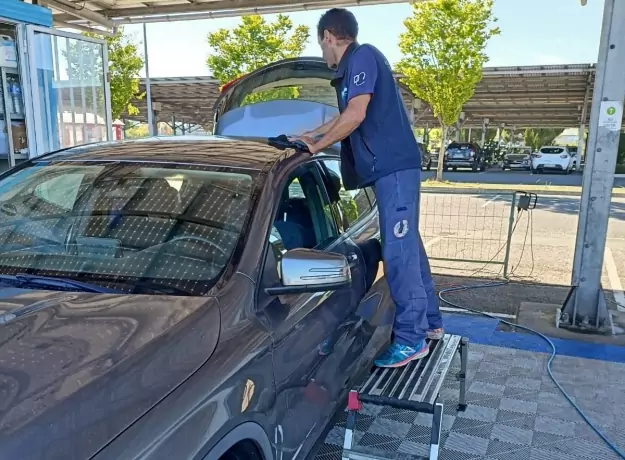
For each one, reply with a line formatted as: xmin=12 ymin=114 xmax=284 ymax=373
xmin=302 ymin=116 xmax=339 ymax=138
xmin=308 ymin=96 xmax=370 ymax=153
xmin=306 ymin=47 xmax=379 ymax=154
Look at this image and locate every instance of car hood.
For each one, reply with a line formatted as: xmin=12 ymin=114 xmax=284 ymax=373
xmin=0 ymin=287 xmax=221 ymax=459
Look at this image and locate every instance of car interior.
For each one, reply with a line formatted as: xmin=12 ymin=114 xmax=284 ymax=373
xmin=272 ymin=164 xmax=338 ymax=253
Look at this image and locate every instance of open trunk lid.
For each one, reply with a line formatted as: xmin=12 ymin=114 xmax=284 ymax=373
xmin=213 ymin=57 xmax=340 ymax=138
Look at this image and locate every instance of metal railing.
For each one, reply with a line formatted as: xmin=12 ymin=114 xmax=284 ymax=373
xmin=420 ymin=190 xmax=517 ymax=277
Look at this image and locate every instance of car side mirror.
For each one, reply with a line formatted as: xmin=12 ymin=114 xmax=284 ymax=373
xmin=265 ymin=248 xmax=351 ymax=296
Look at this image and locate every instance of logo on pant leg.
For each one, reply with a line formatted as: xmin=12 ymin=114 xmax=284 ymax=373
xmin=393 ymin=219 xmax=409 ymax=238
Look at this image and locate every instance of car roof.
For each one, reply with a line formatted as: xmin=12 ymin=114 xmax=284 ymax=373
xmin=39 ymin=136 xmax=288 ymax=170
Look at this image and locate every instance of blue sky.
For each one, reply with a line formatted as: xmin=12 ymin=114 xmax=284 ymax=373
xmin=125 ymin=0 xmax=605 ymax=78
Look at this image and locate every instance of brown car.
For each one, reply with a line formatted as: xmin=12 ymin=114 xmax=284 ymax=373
xmin=0 ymin=130 xmax=392 ymax=460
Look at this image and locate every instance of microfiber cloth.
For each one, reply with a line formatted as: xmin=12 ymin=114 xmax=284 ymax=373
xmin=268 ymin=134 xmax=310 ymax=153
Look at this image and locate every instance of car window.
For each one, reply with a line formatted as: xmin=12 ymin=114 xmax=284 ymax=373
xmin=0 ymin=162 xmax=257 ymax=296
xmin=271 ymin=164 xmax=338 ymax=256
xmin=540 ymin=147 xmax=565 ymax=154
xmin=242 ymin=79 xmax=338 ymax=108
xmin=319 ymin=159 xmax=373 ymax=229
xmin=33 ymin=173 xmax=85 ymax=210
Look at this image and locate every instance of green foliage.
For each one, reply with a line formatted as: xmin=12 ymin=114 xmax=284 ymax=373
xmin=397 ymin=0 xmax=499 ymax=128
xmin=207 ymin=15 xmax=309 ymax=104
xmin=65 ymin=27 xmax=144 ymax=120
xmin=481 ymin=139 xmax=502 ymax=163
xmin=522 ymin=128 xmax=561 ymax=151
xmin=124 ymin=123 xmax=149 ymax=139
xmin=338 ymin=197 xmax=359 ymax=224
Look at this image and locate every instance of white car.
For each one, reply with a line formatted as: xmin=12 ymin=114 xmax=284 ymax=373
xmin=531 ymin=146 xmax=574 ymax=174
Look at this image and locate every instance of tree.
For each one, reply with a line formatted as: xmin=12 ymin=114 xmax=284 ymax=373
xmin=65 ymin=27 xmax=144 ymax=120
xmin=523 ymin=128 xmax=561 ymax=151
xmin=207 ymin=15 xmax=309 ymax=104
xmin=397 ymin=0 xmax=500 ymax=180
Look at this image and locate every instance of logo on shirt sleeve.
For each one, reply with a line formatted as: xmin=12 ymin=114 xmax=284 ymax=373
xmin=353 ymin=72 xmax=366 ymax=86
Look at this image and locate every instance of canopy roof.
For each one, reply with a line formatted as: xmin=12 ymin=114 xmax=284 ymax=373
xmin=123 ymin=64 xmax=605 ymax=130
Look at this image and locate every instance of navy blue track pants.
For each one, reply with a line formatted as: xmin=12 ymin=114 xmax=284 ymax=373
xmin=374 ymin=168 xmax=443 ymax=346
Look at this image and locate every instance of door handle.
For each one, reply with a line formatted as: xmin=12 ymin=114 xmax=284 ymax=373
xmin=347 ymin=252 xmax=358 ymax=262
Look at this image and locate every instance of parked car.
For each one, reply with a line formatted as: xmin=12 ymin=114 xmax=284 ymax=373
xmin=0 ymin=60 xmax=396 ymax=460
xmin=568 ymin=145 xmax=580 ymax=170
xmin=531 ymin=145 xmax=574 ymax=174
xmin=502 ymin=147 xmax=532 ymax=171
xmin=418 ymin=142 xmax=432 ymax=171
xmin=443 ymin=142 xmax=486 ymax=172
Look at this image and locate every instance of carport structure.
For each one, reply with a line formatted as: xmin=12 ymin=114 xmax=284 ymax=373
xmin=45 ymin=0 xmax=625 ymax=334
xmin=127 ymin=64 xmax=598 ymax=127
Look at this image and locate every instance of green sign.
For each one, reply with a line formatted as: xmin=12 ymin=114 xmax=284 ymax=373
xmin=607 ymin=106 xmax=616 ymax=116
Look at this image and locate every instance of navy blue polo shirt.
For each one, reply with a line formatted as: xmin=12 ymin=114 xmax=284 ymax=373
xmin=331 ymin=43 xmax=421 ymax=190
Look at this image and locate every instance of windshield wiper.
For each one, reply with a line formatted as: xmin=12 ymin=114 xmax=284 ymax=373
xmin=0 ymin=273 xmax=122 ymax=293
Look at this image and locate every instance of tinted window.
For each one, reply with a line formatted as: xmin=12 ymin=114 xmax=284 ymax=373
xmin=540 ymin=147 xmax=565 ymax=154
xmin=272 ymin=164 xmax=338 ymax=255
xmin=242 ymin=80 xmax=337 ymax=108
xmin=219 ymin=60 xmax=337 ymax=112
xmin=320 ymin=159 xmax=373 ymax=228
xmin=0 ymin=162 xmax=256 ymax=295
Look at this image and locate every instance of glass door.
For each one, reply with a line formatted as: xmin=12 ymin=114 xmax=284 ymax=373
xmin=25 ymin=26 xmax=112 ymax=158
xmin=0 ymin=24 xmax=28 ymax=170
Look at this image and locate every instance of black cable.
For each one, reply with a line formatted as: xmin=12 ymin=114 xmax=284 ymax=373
xmin=438 ymin=206 xmax=624 ymax=459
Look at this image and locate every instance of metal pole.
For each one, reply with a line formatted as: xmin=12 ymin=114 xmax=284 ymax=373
xmin=468 ymin=127 xmax=472 ymax=143
xmin=143 ymin=23 xmax=154 ymax=137
xmin=503 ymin=193 xmax=517 ymax=279
xmin=577 ymin=74 xmax=592 ymax=169
xmin=480 ymin=119 xmax=488 ymax=147
xmin=561 ymin=0 xmax=625 ymax=333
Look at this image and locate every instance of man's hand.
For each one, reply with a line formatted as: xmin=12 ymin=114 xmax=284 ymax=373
xmin=288 ymin=135 xmax=319 ymax=154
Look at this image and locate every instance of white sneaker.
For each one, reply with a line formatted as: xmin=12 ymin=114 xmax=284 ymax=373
xmin=427 ymin=328 xmax=444 ymax=340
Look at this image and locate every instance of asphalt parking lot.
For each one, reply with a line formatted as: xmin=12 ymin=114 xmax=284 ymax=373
xmin=421 ymin=167 xmax=625 ymax=188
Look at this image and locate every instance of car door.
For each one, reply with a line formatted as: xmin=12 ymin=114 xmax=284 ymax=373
xmin=316 ymin=157 xmax=393 ymax=373
xmin=257 ymin=161 xmax=369 ymax=459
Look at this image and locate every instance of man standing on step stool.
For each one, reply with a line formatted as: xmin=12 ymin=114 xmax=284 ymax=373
xmin=291 ymin=8 xmax=444 ymax=368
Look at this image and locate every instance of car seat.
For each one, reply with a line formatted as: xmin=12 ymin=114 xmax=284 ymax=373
xmin=275 ymin=186 xmax=316 ymax=249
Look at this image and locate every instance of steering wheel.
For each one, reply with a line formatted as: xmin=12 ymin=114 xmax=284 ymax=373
xmin=166 ymin=235 xmax=229 ymax=258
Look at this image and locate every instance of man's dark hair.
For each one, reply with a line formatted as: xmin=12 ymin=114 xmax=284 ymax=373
xmin=317 ymin=8 xmax=359 ymax=41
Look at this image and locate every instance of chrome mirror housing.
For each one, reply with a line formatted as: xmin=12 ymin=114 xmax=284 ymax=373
xmin=266 ymin=248 xmax=351 ymax=296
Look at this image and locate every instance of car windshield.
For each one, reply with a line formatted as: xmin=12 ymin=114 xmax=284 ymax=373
xmin=540 ymin=147 xmax=565 ymax=154
xmin=0 ymin=161 xmax=256 ymax=296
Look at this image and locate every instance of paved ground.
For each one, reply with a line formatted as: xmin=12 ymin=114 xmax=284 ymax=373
xmin=316 ymin=340 xmax=625 ymax=460
xmin=421 ymin=168 xmax=625 ymax=189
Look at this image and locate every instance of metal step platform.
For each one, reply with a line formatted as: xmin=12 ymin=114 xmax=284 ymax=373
xmin=342 ymin=335 xmax=469 ymax=460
